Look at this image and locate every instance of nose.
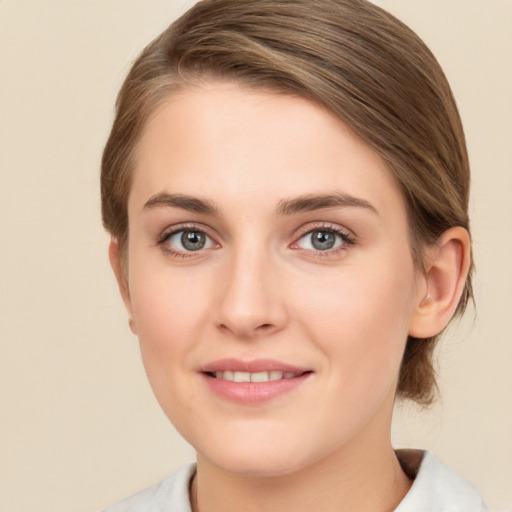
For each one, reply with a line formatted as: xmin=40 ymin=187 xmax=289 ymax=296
xmin=213 ymin=248 xmax=288 ymax=339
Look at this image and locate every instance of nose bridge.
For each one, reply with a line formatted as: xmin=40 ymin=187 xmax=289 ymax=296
xmin=215 ymin=240 xmax=286 ymax=338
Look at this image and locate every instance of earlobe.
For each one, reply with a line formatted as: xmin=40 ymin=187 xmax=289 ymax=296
xmin=409 ymin=227 xmax=471 ymax=338
xmin=109 ymin=238 xmax=138 ymax=335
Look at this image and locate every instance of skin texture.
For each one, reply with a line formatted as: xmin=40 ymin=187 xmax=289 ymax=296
xmin=110 ymin=81 xmax=470 ymax=512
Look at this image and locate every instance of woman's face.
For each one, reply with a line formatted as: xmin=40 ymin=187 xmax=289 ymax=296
xmin=121 ymin=81 xmax=425 ymax=476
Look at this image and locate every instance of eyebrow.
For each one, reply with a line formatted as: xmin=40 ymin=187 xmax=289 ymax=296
xmin=143 ymin=193 xmax=219 ymax=215
xmin=276 ymin=192 xmax=378 ymax=216
xmin=142 ymin=191 xmax=378 ymax=216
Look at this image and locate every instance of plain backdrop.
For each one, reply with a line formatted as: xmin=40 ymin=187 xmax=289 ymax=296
xmin=0 ymin=1 xmax=511 ymax=511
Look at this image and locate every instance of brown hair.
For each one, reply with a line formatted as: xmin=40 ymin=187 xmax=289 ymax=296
xmin=101 ymin=0 xmax=473 ymax=404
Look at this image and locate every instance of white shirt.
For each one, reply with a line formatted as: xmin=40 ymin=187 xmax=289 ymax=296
xmin=102 ymin=450 xmax=487 ymax=511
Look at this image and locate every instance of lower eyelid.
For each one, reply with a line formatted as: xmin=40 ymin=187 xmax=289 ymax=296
xmin=156 ymin=224 xmax=354 ymax=257
xmin=297 ymin=233 xmax=343 ymax=250
xmin=292 ymin=225 xmax=354 ymax=247
xmin=157 ymin=225 xmax=218 ymax=253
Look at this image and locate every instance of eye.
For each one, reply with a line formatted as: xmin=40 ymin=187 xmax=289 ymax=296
xmin=296 ymin=228 xmax=349 ymax=251
xmin=164 ymin=229 xmax=215 ymax=252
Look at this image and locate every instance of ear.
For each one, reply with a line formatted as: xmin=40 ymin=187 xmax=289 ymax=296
xmin=109 ymin=238 xmax=138 ymax=335
xmin=409 ymin=227 xmax=471 ymax=338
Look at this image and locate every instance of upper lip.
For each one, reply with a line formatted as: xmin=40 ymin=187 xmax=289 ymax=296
xmin=200 ymin=358 xmax=309 ymax=374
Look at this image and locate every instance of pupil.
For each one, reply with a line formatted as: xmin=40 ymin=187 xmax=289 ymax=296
xmin=182 ymin=231 xmax=205 ymax=251
xmin=312 ymin=230 xmax=335 ymax=250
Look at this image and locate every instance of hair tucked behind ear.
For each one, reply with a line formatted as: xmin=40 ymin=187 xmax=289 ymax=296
xmin=101 ymin=0 xmax=473 ymax=404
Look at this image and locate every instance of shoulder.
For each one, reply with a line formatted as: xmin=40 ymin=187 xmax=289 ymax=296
xmin=102 ymin=463 xmax=196 ymax=512
xmin=395 ymin=449 xmax=488 ymax=512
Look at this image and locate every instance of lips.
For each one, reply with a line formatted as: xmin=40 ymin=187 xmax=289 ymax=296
xmin=201 ymin=358 xmax=307 ymax=374
xmin=200 ymin=359 xmax=312 ymax=403
xmin=212 ymin=370 xmax=300 ymax=382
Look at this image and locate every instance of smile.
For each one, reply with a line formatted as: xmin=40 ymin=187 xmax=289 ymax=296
xmin=200 ymin=360 xmax=312 ymax=404
xmin=210 ymin=370 xmax=301 ymax=382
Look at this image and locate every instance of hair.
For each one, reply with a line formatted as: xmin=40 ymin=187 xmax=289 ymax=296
xmin=101 ymin=0 xmax=473 ymax=405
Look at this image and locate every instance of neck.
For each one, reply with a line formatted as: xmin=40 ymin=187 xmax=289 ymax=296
xmin=191 ymin=435 xmax=412 ymax=512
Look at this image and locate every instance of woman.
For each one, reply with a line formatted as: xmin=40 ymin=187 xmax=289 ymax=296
xmin=101 ymin=0 xmax=485 ymax=510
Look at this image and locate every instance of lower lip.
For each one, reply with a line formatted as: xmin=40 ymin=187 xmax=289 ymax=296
xmin=201 ymin=373 xmax=311 ymax=404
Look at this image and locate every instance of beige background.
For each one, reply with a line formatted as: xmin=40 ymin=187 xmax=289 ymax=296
xmin=0 ymin=1 xmax=511 ymax=511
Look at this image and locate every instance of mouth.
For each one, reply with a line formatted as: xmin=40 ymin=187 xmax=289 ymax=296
xmin=206 ymin=370 xmax=305 ymax=383
xmin=200 ymin=359 xmax=312 ymax=403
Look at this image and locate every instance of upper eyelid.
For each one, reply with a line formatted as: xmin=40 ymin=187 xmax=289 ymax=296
xmin=158 ymin=223 xmax=217 ymax=243
xmin=290 ymin=223 xmax=356 ymax=250
xmin=156 ymin=221 xmax=355 ymax=248
xmin=157 ymin=225 xmax=219 ymax=257
xmin=292 ymin=222 xmax=354 ymax=239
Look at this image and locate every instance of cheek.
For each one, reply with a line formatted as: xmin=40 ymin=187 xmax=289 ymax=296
xmin=126 ymin=267 xmax=211 ymax=422
xmin=126 ymin=262 xmax=216 ymax=403
xmin=129 ymin=262 xmax=210 ymax=340
xmin=294 ymin=257 xmax=417 ymax=380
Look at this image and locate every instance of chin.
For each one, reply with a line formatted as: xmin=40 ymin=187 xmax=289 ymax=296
xmin=193 ymin=427 xmax=326 ymax=479
xmin=203 ymin=449 xmax=303 ymax=478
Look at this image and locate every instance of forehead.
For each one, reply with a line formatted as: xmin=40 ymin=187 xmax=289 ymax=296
xmin=131 ymin=81 xmax=405 ymax=220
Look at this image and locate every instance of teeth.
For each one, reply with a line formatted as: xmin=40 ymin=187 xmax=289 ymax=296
xmin=212 ymin=370 xmax=300 ymax=382
xmin=234 ymin=371 xmax=251 ymax=383
xmin=251 ymin=371 xmax=271 ymax=382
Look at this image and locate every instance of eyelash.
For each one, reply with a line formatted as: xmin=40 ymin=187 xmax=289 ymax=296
xmin=157 ymin=223 xmax=356 ymax=259
xmin=292 ymin=224 xmax=355 ymax=257
xmin=157 ymin=223 xmax=217 ymax=259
